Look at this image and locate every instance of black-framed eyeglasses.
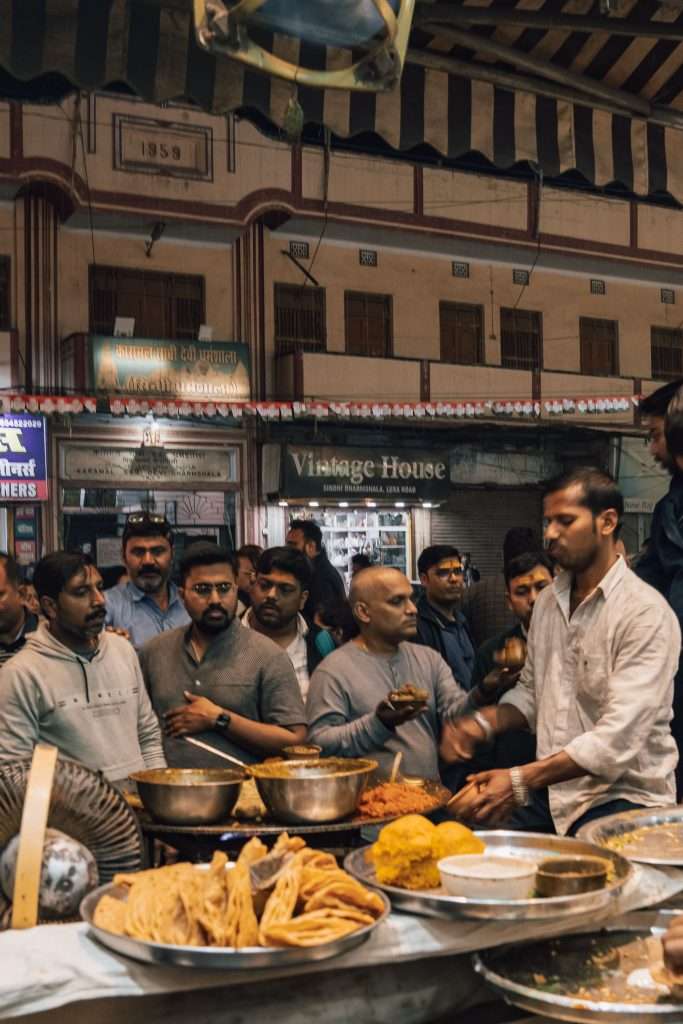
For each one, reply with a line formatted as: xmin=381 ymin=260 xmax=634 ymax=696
xmin=188 ymin=582 xmax=234 ymax=598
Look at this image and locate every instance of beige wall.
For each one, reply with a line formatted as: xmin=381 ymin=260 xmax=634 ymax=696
xmin=57 ymin=229 xmax=232 ymax=341
xmin=0 ymin=92 xmax=682 ymax=411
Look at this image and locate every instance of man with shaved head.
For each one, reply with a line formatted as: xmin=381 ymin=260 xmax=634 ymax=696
xmin=306 ymin=567 xmax=490 ymax=780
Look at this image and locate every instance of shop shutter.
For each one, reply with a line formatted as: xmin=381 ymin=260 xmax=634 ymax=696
xmin=430 ymin=490 xmax=543 ymax=577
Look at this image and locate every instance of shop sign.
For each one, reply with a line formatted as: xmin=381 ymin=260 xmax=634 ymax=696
xmin=60 ymin=444 xmax=234 ymax=486
xmin=91 ymin=336 xmax=251 ymax=401
xmin=282 ymin=445 xmax=449 ymax=501
xmin=0 ymin=415 xmax=48 ymax=501
xmin=15 ymin=540 xmax=36 ymax=565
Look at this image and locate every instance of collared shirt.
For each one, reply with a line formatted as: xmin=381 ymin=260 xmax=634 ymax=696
xmin=0 ymin=610 xmax=39 ymax=667
xmin=105 ymin=580 xmax=189 ymax=649
xmin=139 ymin=618 xmax=305 ymax=768
xmin=501 ymin=557 xmax=681 ymax=835
xmin=307 ymin=640 xmax=475 ymax=779
xmin=242 ymin=609 xmax=311 ymax=700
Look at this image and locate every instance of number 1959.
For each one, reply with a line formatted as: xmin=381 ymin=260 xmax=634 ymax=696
xmin=141 ymin=141 xmax=182 ymax=161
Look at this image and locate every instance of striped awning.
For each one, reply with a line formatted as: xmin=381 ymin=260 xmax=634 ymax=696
xmin=2 ymin=0 xmax=683 ymax=202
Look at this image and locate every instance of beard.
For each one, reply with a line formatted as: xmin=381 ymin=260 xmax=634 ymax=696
xmin=198 ymin=606 xmax=233 ymax=634
xmin=134 ymin=570 xmax=165 ymax=594
xmin=252 ymin=601 xmax=295 ymax=630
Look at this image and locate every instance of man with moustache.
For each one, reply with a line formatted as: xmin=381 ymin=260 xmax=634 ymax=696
xmin=105 ymin=512 xmax=189 ymax=648
xmin=0 ymin=552 xmax=165 ymax=782
xmin=442 ymin=468 xmax=680 ymax=836
xmin=242 ymin=546 xmax=324 ymax=700
xmin=140 ymin=542 xmax=306 ymax=769
xmin=306 ymin=566 xmax=487 ymax=780
xmin=415 ymin=545 xmax=475 ymax=689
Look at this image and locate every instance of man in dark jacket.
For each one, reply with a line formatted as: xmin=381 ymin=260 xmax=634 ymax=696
xmin=286 ymin=519 xmax=346 ymax=625
xmin=415 ymin=545 xmax=475 ymax=690
xmin=242 ymin=545 xmax=325 ymax=700
xmin=635 ymin=378 xmax=683 ymax=793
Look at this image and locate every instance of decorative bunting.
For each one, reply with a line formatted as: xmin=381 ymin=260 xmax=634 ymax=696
xmin=0 ymin=394 xmax=639 ymax=421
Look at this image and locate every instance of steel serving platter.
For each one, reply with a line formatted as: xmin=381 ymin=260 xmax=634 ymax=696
xmin=474 ymin=916 xmax=683 ymax=1023
xmin=344 ymin=830 xmax=633 ymax=921
xmin=80 ymin=879 xmax=391 ymax=969
xmin=577 ymin=807 xmax=683 ymax=868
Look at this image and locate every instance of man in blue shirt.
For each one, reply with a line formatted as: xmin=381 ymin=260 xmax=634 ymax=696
xmin=415 ymin=545 xmax=475 ymax=690
xmin=105 ymin=512 xmax=189 ymax=649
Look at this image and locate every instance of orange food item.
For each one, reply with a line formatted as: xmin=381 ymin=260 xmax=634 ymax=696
xmin=358 ymin=782 xmax=441 ymax=819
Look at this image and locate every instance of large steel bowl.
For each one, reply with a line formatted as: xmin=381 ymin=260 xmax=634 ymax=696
xmin=248 ymin=758 xmax=377 ymax=824
xmin=129 ymin=768 xmax=245 ymax=826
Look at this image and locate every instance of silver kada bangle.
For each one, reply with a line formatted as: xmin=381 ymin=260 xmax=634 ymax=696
xmin=509 ymin=766 xmax=531 ymax=807
xmin=472 ymin=710 xmax=494 ymax=742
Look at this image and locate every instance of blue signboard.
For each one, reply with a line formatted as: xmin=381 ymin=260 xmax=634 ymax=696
xmin=0 ymin=415 xmax=48 ymax=501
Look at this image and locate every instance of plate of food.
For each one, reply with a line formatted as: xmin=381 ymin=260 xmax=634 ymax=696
xmin=344 ymin=816 xmax=633 ymax=921
xmin=81 ymin=833 xmax=390 ymax=968
xmin=474 ymin=921 xmax=683 ymax=1022
xmin=577 ymin=807 xmax=683 ymax=868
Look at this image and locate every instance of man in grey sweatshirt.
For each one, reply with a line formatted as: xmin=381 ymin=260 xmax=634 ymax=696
xmin=307 ymin=567 xmax=494 ymax=780
xmin=0 ymin=551 xmax=165 ymax=783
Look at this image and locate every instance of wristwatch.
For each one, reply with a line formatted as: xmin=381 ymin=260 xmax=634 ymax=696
xmin=215 ymin=711 xmax=232 ymax=733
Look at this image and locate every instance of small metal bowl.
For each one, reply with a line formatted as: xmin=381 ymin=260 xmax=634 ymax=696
xmin=282 ymin=745 xmax=322 ymax=761
xmin=535 ymin=855 xmax=609 ymax=897
xmin=248 ymin=757 xmax=378 ymax=825
xmin=129 ymin=767 xmax=245 ymax=826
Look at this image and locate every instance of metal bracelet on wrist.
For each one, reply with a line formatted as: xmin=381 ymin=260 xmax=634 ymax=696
xmin=509 ymin=766 xmax=530 ymax=807
xmin=472 ymin=710 xmax=494 ymax=742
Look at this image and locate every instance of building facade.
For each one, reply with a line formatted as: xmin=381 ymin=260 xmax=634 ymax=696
xmin=0 ymin=92 xmax=675 ymax=575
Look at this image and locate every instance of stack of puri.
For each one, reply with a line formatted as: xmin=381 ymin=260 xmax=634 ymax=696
xmin=93 ymin=833 xmax=384 ymax=949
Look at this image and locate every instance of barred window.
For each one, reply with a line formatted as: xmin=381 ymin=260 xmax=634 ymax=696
xmin=500 ymin=308 xmax=542 ymax=370
xmin=652 ymin=327 xmax=683 ymax=381
xmin=440 ymin=302 xmax=484 ymax=365
xmin=274 ymin=284 xmax=326 ymax=354
xmin=345 ymin=291 xmax=392 ymax=358
xmin=580 ymin=317 xmax=619 ymax=376
xmin=89 ymin=267 xmax=204 ymax=340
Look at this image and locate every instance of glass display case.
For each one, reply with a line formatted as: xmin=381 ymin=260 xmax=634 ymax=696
xmin=300 ymin=507 xmax=411 ymax=585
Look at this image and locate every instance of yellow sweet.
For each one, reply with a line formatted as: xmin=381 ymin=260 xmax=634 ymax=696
xmin=368 ymin=814 xmax=485 ymax=890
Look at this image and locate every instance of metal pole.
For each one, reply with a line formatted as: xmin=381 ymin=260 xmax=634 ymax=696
xmin=412 ymin=24 xmax=652 ymax=117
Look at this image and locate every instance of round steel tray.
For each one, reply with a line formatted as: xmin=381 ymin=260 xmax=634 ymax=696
xmin=474 ymin=919 xmax=683 ymax=1023
xmin=577 ymin=807 xmax=683 ymax=868
xmin=134 ymin=781 xmax=451 ymax=837
xmin=81 ymin=879 xmax=391 ymax=969
xmin=344 ymin=830 xmax=633 ymax=922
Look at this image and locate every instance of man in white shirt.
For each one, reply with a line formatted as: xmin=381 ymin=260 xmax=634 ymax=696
xmin=443 ymin=467 xmax=680 ymax=836
xmin=243 ymin=547 xmax=322 ymax=700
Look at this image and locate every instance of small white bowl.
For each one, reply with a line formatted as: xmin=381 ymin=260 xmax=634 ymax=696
xmin=437 ymin=854 xmax=536 ymax=901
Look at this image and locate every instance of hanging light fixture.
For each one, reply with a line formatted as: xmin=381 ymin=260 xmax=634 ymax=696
xmin=193 ymin=0 xmax=416 ymax=92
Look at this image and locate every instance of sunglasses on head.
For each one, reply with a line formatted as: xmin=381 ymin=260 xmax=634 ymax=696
xmin=125 ymin=512 xmax=170 ymax=528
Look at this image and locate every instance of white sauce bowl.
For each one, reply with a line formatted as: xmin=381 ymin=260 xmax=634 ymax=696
xmin=437 ymin=854 xmax=536 ymax=900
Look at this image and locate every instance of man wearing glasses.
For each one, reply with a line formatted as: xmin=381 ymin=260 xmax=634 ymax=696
xmin=140 ymin=542 xmax=306 ymax=768
xmin=105 ymin=512 xmax=189 ymax=649
xmin=415 ymin=545 xmax=475 ymax=690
